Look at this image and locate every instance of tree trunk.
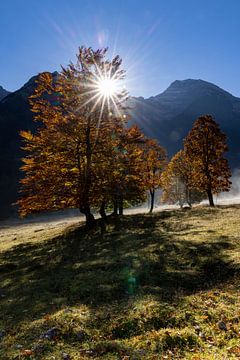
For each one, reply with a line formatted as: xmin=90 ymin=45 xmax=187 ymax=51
xmin=99 ymin=201 xmax=107 ymax=220
xmin=186 ymin=185 xmax=192 ymax=208
xmin=179 ymin=198 xmax=184 ymax=209
xmin=113 ymin=196 xmax=118 ymax=216
xmin=207 ymin=188 xmax=214 ymax=207
xmin=206 ymin=171 xmax=214 ymax=207
xmin=79 ymin=205 xmax=95 ymax=228
xmin=149 ymin=190 xmax=155 ymax=213
xmin=79 ymin=120 xmax=94 ymax=227
xmin=119 ymin=195 xmax=123 ymax=215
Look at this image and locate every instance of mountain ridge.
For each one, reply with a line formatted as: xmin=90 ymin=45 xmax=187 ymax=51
xmin=133 ymin=78 xmax=237 ymax=102
xmin=129 ymin=78 xmax=240 ymax=164
xmin=0 ymin=85 xmax=11 ymax=101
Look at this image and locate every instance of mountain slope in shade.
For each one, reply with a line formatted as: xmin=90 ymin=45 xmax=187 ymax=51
xmin=0 ymin=85 xmax=10 ymax=101
xmin=129 ymin=79 xmax=240 ymax=165
xmin=0 ymin=73 xmax=58 ymax=218
xmin=0 ymin=76 xmax=240 ymax=218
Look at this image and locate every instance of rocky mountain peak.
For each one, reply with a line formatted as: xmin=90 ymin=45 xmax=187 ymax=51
xmin=154 ymin=78 xmax=234 ymax=102
xmin=0 ymin=85 xmax=10 ymax=101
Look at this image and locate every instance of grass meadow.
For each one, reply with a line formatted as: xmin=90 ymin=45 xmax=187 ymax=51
xmin=0 ymin=206 xmax=240 ymax=359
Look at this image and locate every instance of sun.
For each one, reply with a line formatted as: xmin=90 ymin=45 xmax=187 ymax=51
xmin=96 ymin=78 xmax=118 ymax=98
xmin=79 ymin=64 xmax=126 ymax=121
xmin=86 ymin=70 xmax=123 ymax=116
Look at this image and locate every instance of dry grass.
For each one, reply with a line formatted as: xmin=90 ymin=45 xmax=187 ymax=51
xmin=0 ymin=205 xmax=240 ymax=359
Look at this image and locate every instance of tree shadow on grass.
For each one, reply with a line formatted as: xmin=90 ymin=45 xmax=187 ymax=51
xmin=0 ymin=210 xmax=239 ymax=329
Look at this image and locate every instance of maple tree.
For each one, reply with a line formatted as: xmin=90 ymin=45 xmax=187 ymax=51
xmin=18 ymin=47 xmax=129 ymax=226
xmin=184 ymin=115 xmax=231 ymax=206
xmin=142 ymin=139 xmax=167 ymax=212
xmin=92 ymin=122 xmax=146 ymax=217
xmin=103 ymin=124 xmax=147 ymax=215
xmin=161 ymin=150 xmax=203 ymax=207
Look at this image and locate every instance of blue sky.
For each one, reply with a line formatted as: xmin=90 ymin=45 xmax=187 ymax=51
xmin=1 ymin=0 xmax=240 ymax=98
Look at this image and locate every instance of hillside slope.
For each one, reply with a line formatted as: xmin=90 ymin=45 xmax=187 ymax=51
xmin=0 ymin=207 xmax=240 ymax=359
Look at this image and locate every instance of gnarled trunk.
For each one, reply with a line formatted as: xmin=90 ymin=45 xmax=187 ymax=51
xmin=79 ymin=205 xmax=95 ymax=228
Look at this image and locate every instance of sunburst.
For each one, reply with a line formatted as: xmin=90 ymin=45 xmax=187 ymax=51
xmin=89 ymin=67 xmax=124 ymax=118
xmin=78 ymin=62 xmax=126 ymax=122
xmin=96 ymin=78 xmax=118 ymax=98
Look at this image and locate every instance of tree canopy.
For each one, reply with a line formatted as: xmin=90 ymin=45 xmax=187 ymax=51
xmin=184 ymin=115 xmax=231 ymax=206
xmin=161 ymin=150 xmax=203 ymax=207
xmin=142 ymin=139 xmax=166 ymax=212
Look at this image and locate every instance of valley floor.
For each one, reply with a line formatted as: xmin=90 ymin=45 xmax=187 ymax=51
xmin=0 ymin=206 xmax=240 ymax=359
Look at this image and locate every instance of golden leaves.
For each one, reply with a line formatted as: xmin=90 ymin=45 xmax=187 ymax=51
xmin=184 ymin=115 xmax=231 ymax=195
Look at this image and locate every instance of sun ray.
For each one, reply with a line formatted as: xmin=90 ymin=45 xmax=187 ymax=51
xmin=107 ymin=93 xmax=111 ymax=113
xmin=109 ymin=94 xmax=122 ymax=118
xmin=97 ymin=95 xmax=106 ymax=129
xmin=75 ymin=92 xmax=100 ymax=111
xmin=93 ymin=95 xmax=106 ymax=146
xmin=90 ymin=93 xmax=104 ymax=113
xmin=76 ymin=57 xmax=126 ymax=123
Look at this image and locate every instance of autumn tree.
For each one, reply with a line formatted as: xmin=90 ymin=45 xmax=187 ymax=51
xmin=105 ymin=124 xmax=146 ymax=215
xmin=161 ymin=173 xmax=185 ymax=207
xmin=161 ymin=150 xmax=203 ymax=207
xmin=184 ymin=115 xmax=231 ymax=207
xmin=92 ymin=122 xmax=146 ymax=216
xmin=18 ymin=47 xmax=129 ymax=227
xmin=142 ymin=139 xmax=167 ymax=212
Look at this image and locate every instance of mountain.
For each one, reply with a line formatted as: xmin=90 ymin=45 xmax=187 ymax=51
xmin=129 ymin=79 xmax=240 ymax=165
xmin=0 ymin=73 xmax=58 ymax=218
xmin=0 ymin=85 xmax=10 ymax=101
xmin=0 ymin=76 xmax=240 ymax=218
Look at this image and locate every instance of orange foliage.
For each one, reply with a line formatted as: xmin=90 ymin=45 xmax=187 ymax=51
xmin=184 ymin=115 xmax=231 ymax=206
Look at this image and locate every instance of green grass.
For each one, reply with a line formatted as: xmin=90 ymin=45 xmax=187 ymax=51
xmin=0 ymin=206 xmax=240 ymax=359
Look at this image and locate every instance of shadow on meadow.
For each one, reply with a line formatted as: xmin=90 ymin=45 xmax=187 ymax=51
xmin=0 ymin=209 xmax=238 ymax=332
